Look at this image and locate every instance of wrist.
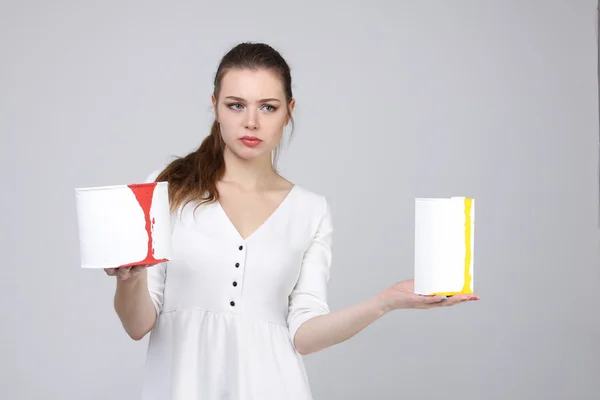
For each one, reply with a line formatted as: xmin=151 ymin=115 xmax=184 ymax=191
xmin=371 ymin=292 xmax=393 ymax=316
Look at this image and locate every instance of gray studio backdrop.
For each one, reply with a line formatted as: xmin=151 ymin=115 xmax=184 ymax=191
xmin=2 ymin=1 xmax=599 ymax=399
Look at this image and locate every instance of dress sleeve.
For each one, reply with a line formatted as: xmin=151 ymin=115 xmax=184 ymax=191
xmin=143 ymin=169 xmax=168 ymax=316
xmin=147 ymin=262 xmax=167 ymax=316
xmin=287 ymin=197 xmax=333 ymax=348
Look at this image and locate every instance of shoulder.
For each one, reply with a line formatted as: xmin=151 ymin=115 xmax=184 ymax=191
xmin=143 ymin=166 xmax=169 ymax=183
xmin=290 ymin=185 xmax=333 ymax=246
xmin=291 ymin=184 xmax=332 ymax=222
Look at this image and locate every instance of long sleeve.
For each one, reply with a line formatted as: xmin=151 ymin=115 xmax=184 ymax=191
xmin=147 ymin=262 xmax=167 ymax=316
xmin=287 ymin=197 xmax=333 ymax=348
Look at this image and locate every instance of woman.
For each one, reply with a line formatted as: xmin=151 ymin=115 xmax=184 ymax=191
xmin=105 ymin=42 xmax=479 ymax=399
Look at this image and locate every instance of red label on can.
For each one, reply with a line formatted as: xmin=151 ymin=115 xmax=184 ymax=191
xmin=119 ymin=183 xmax=169 ymax=268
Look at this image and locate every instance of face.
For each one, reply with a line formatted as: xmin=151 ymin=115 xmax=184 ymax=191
xmin=212 ymin=68 xmax=295 ymax=161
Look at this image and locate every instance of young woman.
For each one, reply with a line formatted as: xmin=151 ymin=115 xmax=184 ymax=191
xmin=104 ymin=42 xmax=479 ymax=400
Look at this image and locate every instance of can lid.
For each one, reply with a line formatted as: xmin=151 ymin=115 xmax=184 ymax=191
xmin=74 ymin=181 xmax=168 ymax=192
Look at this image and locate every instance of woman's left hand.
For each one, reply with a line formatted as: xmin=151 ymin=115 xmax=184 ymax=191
xmin=377 ymin=279 xmax=479 ymax=312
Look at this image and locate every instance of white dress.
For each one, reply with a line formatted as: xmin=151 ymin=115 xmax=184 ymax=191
xmin=140 ymin=171 xmax=333 ymax=400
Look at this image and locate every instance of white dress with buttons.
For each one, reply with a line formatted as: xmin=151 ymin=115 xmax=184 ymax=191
xmin=140 ymin=171 xmax=333 ymax=400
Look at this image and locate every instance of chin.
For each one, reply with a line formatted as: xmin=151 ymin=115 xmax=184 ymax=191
xmin=231 ymin=145 xmax=271 ymax=161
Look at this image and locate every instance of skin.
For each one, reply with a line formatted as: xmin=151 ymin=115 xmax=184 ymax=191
xmin=105 ymin=67 xmax=480 ymax=348
xmin=210 ymin=68 xmax=297 ymax=239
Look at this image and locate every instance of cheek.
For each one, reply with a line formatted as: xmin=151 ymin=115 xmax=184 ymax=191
xmin=217 ymin=115 xmax=241 ymax=140
xmin=261 ymin=124 xmax=285 ymax=146
xmin=264 ymin=115 xmax=287 ymax=136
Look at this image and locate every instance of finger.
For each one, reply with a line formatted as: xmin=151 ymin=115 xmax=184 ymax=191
xmin=420 ymin=294 xmax=456 ymax=308
xmin=420 ymin=300 xmax=447 ymax=309
xmin=104 ymin=268 xmax=117 ymax=276
xmin=444 ymin=294 xmax=478 ymax=306
xmin=130 ymin=266 xmax=148 ymax=276
xmin=421 ymin=295 xmax=448 ymax=304
xmin=457 ymin=294 xmax=480 ymax=301
xmin=116 ymin=267 xmax=132 ymax=280
xmin=427 ymin=294 xmax=448 ymax=303
xmin=129 ymin=266 xmax=142 ymax=276
xmin=440 ymin=296 xmax=463 ymax=306
xmin=114 ymin=267 xmax=124 ymax=279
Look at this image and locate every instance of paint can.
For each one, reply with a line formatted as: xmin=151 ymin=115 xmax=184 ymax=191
xmin=74 ymin=181 xmax=173 ymax=269
xmin=414 ymin=197 xmax=475 ymax=296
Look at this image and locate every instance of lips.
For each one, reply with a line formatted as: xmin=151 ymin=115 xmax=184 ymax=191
xmin=240 ymin=136 xmax=262 ymax=148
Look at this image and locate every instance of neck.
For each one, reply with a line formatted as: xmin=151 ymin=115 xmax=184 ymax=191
xmin=221 ymin=146 xmax=277 ymax=191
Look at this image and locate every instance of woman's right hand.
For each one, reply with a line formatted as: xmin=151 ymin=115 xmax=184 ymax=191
xmin=104 ymin=266 xmax=149 ymax=281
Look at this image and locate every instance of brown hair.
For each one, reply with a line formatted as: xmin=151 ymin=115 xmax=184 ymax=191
xmin=155 ymin=42 xmax=295 ymax=213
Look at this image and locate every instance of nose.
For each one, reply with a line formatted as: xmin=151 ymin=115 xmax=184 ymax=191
xmin=244 ymin=110 xmax=259 ymax=130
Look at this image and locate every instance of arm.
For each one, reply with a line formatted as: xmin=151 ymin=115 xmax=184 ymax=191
xmin=293 ymin=293 xmax=388 ymax=355
xmin=289 ymin=198 xmax=479 ymax=356
xmin=289 ymin=198 xmax=386 ymax=354
xmin=112 ymin=169 xmax=168 ymax=341
xmin=294 ymin=283 xmax=478 ymax=355
xmin=286 ymin=196 xmax=335 ymax=355
xmin=113 ymin=268 xmax=157 ymax=341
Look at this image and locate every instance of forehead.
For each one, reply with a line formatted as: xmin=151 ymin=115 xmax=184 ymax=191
xmin=219 ymin=68 xmax=285 ymax=100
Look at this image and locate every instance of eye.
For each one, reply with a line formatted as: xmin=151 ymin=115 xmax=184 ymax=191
xmin=227 ymin=103 xmax=244 ymax=110
xmin=262 ymin=104 xmax=277 ymax=112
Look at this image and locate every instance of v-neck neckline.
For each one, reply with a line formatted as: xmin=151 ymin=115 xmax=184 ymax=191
xmin=215 ymin=184 xmax=298 ymax=242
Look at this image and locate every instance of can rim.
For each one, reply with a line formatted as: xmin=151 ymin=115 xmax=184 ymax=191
xmin=74 ymin=181 xmax=168 ymax=192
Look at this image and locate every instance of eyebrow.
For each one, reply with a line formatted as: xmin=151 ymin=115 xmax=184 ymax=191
xmin=224 ymin=96 xmax=281 ymax=103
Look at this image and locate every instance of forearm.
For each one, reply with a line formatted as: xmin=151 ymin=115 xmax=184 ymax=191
xmin=114 ymin=270 xmax=157 ymax=340
xmin=293 ymin=293 xmax=389 ymax=355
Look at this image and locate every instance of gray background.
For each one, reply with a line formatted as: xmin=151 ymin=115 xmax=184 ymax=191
xmin=2 ymin=1 xmax=599 ymax=399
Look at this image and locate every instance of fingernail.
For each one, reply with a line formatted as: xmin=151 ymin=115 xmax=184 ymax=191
xmin=441 ymin=297 xmax=448 ymax=301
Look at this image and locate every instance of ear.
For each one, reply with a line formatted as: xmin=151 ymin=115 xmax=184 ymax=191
xmin=286 ymin=98 xmax=296 ymax=125
xmin=211 ymin=94 xmax=218 ymax=121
